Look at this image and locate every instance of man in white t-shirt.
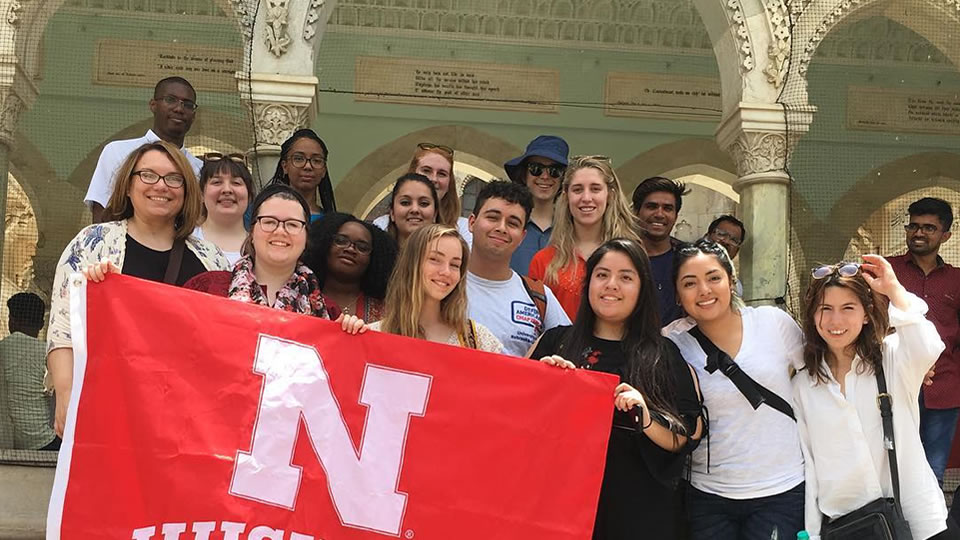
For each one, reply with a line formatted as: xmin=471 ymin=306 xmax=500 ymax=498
xmin=85 ymin=76 xmax=203 ymax=222
xmin=466 ymin=181 xmax=570 ymax=357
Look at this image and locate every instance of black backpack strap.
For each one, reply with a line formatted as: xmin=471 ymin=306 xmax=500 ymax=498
xmin=520 ymin=275 xmax=548 ymax=326
xmin=875 ymin=363 xmax=906 ymax=518
xmin=688 ymin=326 xmax=795 ymax=421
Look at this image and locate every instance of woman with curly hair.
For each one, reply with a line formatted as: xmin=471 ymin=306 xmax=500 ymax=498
xmin=305 ymin=212 xmax=398 ymax=323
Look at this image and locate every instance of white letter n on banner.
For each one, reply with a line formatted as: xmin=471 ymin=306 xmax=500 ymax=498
xmin=230 ymin=335 xmax=432 ymax=536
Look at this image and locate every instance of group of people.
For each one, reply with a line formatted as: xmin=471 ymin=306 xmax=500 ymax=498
xmin=0 ymin=75 xmax=954 ymax=540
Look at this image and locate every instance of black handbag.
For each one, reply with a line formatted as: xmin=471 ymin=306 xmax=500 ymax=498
xmin=821 ymin=363 xmax=913 ymax=540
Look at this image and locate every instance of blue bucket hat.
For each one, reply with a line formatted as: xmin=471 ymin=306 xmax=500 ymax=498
xmin=504 ymin=135 xmax=570 ymax=183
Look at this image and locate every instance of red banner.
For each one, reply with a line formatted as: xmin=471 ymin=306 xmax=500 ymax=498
xmin=48 ymin=275 xmax=616 ymax=540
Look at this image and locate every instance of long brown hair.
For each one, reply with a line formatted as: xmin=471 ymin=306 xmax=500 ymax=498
xmin=408 ymin=146 xmax=460 ymax=228
xmin=103 ymin=141 xmax=202 ymax=240
xmin=380 ymin=224 xmax=470 ymax=343
xmin=801 ymin=273 xmax=890 ymax=383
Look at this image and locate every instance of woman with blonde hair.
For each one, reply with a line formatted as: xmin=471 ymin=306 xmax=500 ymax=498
xmin=46 ymin=141 xmax=230 ymax=436
xmin=374 ymin=143 xmax=472 ymax=245
xmin=528 ymin=155 xmax=640 ymax=319
xmin=369 ymin=224 xmax=500 ymax=352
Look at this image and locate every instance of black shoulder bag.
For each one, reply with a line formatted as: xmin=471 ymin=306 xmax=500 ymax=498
xmin=821 ymin=363 xmax=913 ymax=540
xmin=687 ymin=326 xmax=795 ymax=421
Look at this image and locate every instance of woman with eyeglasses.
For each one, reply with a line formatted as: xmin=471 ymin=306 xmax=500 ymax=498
xmin=663 ymin=239 xmax=805 ymax=540
xmin=270 ymin=128 xmax=336 ymax=221
xmin=183 ymin=184 xmax=332 ymax=318
xmin=795 ymin=256 xmax=953 ymax=540
xmin=528 ymin=155 xmax=640 ymax=320
xmin=373 ymin=143 xmax=472 ymax=245
xmin=46 ymin=141 xmax=230 ymax=436
xmin=305 ymin=212 xmax=398 ymax=323
xmin=194 ymin=153 xmax=254 ymax=266
xmin=382 ymin=173 xmax=439 ymax=249
xmin=530 ymin=238 xmax=703 ymax=540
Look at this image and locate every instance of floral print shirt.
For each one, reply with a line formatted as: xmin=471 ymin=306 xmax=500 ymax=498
xmin=228 ymin=256 xmax=330 ymax=318
xmin=47 ymin=220 xmax=230 ymax=353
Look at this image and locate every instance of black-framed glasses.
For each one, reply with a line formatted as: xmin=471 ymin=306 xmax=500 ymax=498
xmin=417 ymin=142 xmax=454 ymax=155
xmin=286 ymin=153 xmax=326 ymax=169
xmin=332 ymin=233 xmax=372 ymax=255
xmin=204 ymin=152 xmax=246 ymax=165
xmin=133 ymin=170 xmax=185 ymax=188
xmin=255 ymin=216 xmax=307 ymax=234
xmin=160 ymin=94 xmax=198 ymax=111
xmin=905 ymin=223 xmax=939 ymax=235
xmin=811 ymin=262 xmax=861 ymax=280
xmin=526 ymin=162 xmax=565 ymax=179
xmin=711 ymin=229 xmax=742 ymax=246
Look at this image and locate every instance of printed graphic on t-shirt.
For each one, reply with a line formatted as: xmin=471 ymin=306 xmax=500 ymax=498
xmin=512 ymin=301 xmax=543 ymax=332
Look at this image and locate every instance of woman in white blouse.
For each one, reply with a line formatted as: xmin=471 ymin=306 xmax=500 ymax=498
xmin=663 ymin=239 xmax=805 ymax=540
xmin=794 ymin=255 xmax=952 ymax=539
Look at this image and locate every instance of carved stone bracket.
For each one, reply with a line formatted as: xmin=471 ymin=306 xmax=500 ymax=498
xmin=6 ymin=0 xmax=23 ymax=25
xmin=763 ymin=0 xmax=790 ymax=87
xmin=231 ymin=0 xmax=257 ymax=38
xmin=237 ymin=72 xmax=319 ymax=146
xmin=726 ymin=0 xmax=756 ymax=72
xmin=303 ymin=0 xmax=326 ymax=41
xmin=265 ymin=0 xmax=292 ymax=56
xmin=0 ymin=60 xmax=39 ymax=149
xmin=716 ymin=102 xmax=815 ymax=177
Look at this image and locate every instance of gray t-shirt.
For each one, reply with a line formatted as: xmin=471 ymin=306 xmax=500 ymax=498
xmin=466 ymin=271 xmax=571 ymax=357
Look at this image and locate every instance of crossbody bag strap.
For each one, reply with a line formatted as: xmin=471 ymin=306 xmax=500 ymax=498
xmin=875 ymin=363 xmax=906 ymax=517
xmin=163 ymin=238 xmax=187 ymax=285
xmin=688 ymin=326 xmax=796 ymax=421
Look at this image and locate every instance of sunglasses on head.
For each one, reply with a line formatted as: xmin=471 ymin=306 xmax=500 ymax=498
xmin=417 ymin=142 xmax=454 ymax=156
xmin=526 ymin=162 xmax=565 ymax=179
xmin=204 ymin=152 xmax=246 ymax=165
xmin=811 ymin=262 xmax=861 ymax=280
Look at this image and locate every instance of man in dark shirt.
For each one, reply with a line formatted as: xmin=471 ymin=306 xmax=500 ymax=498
xmin=631 ymin=177 xmax=689 ymax=326
xmin=888 ymin=197 xmax=960 ymax=486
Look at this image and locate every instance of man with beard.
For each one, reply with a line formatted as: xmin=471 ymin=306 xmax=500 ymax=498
xmin=85 ymin=77 xmax=202 ymax=223
xmin=888 ymin=197 xmax=960 ymax=487
xmin=631 ymin=176 xmax=688 ymax=326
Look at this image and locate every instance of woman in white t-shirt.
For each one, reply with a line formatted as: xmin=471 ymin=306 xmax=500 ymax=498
xmin=193 ymin=153 xmax=252 ymax=266
xmin=662 ymin=239 xmax=805 ymax=540
xmin=795 ymin=256 xmax=953 ymax=540
xmin=372 ymin=143 xmax=472 ymax=246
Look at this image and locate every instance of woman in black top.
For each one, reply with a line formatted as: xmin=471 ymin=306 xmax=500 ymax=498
xmin=529 ymin=238 xmax=703 ymax=540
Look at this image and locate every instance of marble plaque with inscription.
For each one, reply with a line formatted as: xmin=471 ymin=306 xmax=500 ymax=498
xmin=355 ymin=56 xmax=559 ymax=113
xmin=604 ymin=73 xmax=721 ymax=121
xmin=94 ymin=39 xmax=241 ymax=93
xmin=847 ymin=86 xmax=960 ymax=135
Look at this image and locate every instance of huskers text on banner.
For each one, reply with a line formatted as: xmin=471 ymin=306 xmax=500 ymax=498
xmin=47 ymin=275 xmax=617 ymax=540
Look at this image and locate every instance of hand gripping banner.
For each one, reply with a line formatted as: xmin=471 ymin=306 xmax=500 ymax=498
xmin=47 ymin=275 xmax=617 ymax=540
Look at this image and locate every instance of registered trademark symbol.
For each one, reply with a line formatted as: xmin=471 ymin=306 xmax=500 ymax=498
xmin=405 ymin=530 xmax=414 ymax=539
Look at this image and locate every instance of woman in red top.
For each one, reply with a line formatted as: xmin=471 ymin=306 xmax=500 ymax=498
xmin=528 ymin=155 xmax=640 ymax=319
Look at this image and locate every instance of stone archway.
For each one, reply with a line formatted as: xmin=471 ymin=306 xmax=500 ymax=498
xmin=336 ymin=125 xmax=521 ymax=217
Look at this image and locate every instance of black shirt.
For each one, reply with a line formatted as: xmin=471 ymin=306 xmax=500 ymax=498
xmin=531 ymin=326 xmax=702 ymax=540
xmin=122 ymin=235 xmax=207 ymax=286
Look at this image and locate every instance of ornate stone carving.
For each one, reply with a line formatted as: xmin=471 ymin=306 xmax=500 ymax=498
xmin=251 ymin=102 xmax=308 ymax=145
xmin=7 ymin=0 xmax=23 ymax=25
xmin=726 ymin=0 xmax=755 ymax=71
xmin=763 ymin=0 xmax=790 ymax=87
xmin=810 ymin=15 xmax=951 ymax=67
xmin=265 ymin=0 xmax=292 ymax=56
xmin=727 ymin=131 xmax=787 ymax=176
xmin=231 ymin=0 xmax=257 ymax=38
xmin=0 ymin=90 xmax=24 ymax=147
xmin=303 ymin=0 xmax=326 ymax=41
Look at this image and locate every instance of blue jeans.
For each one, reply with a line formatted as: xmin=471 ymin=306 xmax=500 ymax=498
xmin=920 ymin=392 xmax=960 ymax=486
xmin=687 ymin=482 xmax=805 ymax=540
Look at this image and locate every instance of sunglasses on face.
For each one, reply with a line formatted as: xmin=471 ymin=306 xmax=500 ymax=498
xmin=203 ymin=152 xmax=246 ymax=165
xmin=332 ymin=233 xmax=372 ymax=255
xmin=811 ymin=262 xmax=861 ymax=280
xmin=526 ymin=162 xmax=565 ymax=179
xmin=904 ymin=223 xmax=939 ymax=235
xmin=417 ymin=142 xmax=454 ymax=156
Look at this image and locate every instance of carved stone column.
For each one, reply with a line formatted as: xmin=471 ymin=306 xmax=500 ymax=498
xmin=0 ymin=60 xmax=38 ymax=281
xmin=236 ymin=73 xmax=318 ymax=187
xmin=717 ymin=102 xmax=813 ymax=306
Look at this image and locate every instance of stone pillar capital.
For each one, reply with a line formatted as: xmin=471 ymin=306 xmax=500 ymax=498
xmin=0 ymin=60 xmax=39 ymax=148
xmin=716 ymin=102 xmax=815 ymax=177
xmin=237 ymin=72 xmax=319 ymax=147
